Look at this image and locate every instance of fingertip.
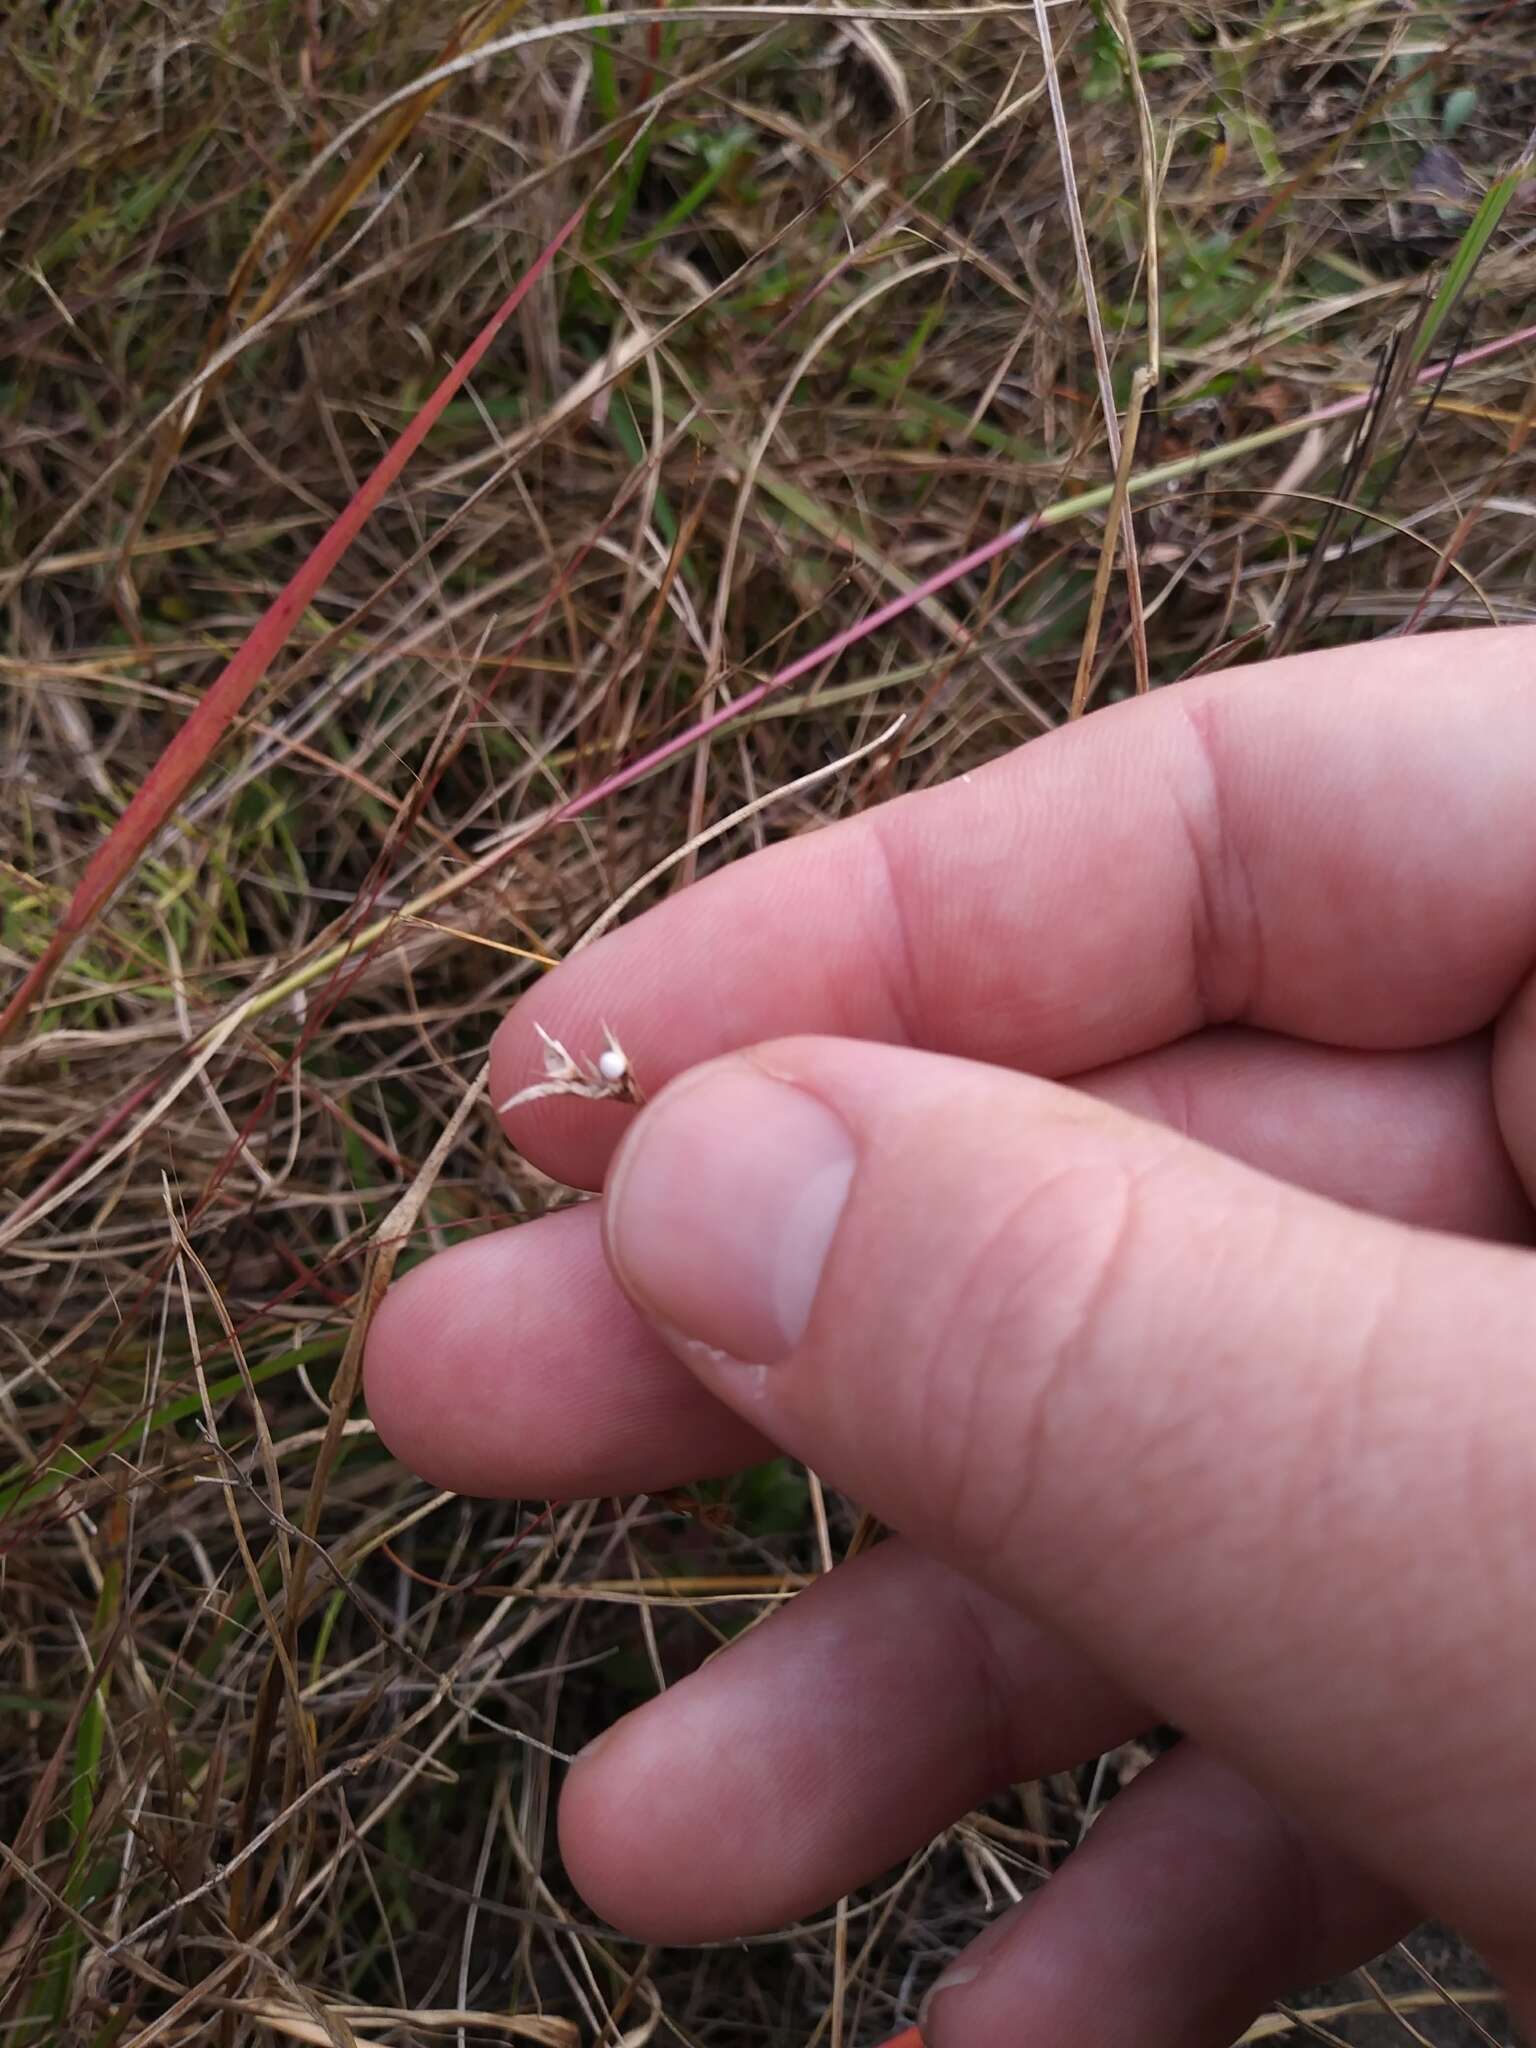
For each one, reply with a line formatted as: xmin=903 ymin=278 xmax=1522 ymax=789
xmin=363 ymin=1203 xmax=769 ymax=1498
xmin=489 ymin=1005 xmax=638 ymax=1190
xmin=559 ymin=1729 xmax=643 ymax=1932
xmin=363 ymin=1247 xmax=459 ymax=1485
xmin=918 ymin=1748 xmax=1408 ymax=2048
xmin=558 ymin=1705 xmax=725 ymax=1943
xmin=363 ymin=1224 xmax=556 ymax=1496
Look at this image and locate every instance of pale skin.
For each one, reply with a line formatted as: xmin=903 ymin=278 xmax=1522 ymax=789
xmin=366 ymin=627 xmax=1536 ymax=2045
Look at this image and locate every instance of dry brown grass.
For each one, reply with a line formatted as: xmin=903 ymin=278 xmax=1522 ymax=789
xmin=3 ymin=2 xmax=1534 ymax=2041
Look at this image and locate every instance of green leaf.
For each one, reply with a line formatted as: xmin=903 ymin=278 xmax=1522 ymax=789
xmin=1441 ymin=87 xmax=1478 ymax=141
xmin=1411 ymin=169 xmax=1522 ymax=370
xmin=584 ymin=0 xmax=620 ymax=127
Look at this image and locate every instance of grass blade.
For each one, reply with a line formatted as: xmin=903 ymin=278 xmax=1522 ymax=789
xmin=117 ymin=1 xmax=532 ymax=554
xmin=585 ymin=0 xmax=622 ymax=125
xmin=0 ymin=204 xmax=585 ymax=1049
xmin=1409 ymin=168 xmax=1525 ymax=371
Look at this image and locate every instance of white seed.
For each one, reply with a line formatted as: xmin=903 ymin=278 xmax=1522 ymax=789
xmin=597 ymin=1047 xmax=628 ymax=1084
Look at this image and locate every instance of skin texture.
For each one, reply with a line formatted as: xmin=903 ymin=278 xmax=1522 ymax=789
xmin=366 ymin=628 xmax=1536 ymax=2045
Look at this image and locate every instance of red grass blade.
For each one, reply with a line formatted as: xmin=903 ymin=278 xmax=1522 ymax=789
xmin=0 ymin=204 xmax=585 ymax=1048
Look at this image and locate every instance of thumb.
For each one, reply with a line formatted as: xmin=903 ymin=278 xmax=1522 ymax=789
xmin=601 ymin=1037 xmax=1536 ymax=1969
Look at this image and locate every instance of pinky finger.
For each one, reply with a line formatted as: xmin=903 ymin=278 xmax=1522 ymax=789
xmin=915 ymin=1744 xmax=1410 ymax=2048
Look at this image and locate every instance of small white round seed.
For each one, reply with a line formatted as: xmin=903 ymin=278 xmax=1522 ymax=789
xmin=597 ymin=1047 xmax=628 ymax=1084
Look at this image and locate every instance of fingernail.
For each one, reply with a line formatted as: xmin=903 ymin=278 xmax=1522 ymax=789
xmin=918 ymin=1961 xmax=981 ymax=2037
xmin=572 ymin=1722 xmax=616 ymax=1766
xmin=604 ymin=1059 xmax=855 ymax=1364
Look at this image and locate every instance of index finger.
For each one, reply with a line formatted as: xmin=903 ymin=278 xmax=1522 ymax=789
xmin=493 ymin=628 xmax=1536 ymax=1188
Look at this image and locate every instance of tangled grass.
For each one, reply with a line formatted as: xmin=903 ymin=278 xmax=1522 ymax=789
xmin=3 ymin=0 xmax=1534 ymax=2040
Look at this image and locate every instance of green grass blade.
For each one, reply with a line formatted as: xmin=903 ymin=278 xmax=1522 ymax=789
xmin=584 ymin=0 xmax=621 ymax=126
xmin=0 ymin=1334 xmax=344 ymax=1519
xmin=1410 ymin=170 xmax=1523 ymax=370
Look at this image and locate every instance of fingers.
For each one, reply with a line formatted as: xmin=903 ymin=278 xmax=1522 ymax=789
xmin=492 ymin=630 xmax=1536 ymax=1189
xmin=560 ymin=1539 xmax=1143 ymax=1941
xmin=919 ymin=1744 xmax=1409 ymax=2048
xmin=366 ymin=1029 xmax=1529 ymax=1501
xmin=599 ymin=1036 xmax=1536 ymax=1950
xmin=1493 ymin=962 xmax=1536 ymax=1204
xmin=1082 ymin=1028 xmax=1531 ymax=1244
xmin=364 ymin=1202 xmax=771 ymax=1497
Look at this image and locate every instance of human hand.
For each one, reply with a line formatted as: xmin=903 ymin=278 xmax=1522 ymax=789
xmin=366 ymin=627 xmax=1536 ymax=2045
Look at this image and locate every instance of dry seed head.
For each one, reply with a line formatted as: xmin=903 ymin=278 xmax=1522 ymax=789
xmin=499 ymin=1025 xmax=638 ymax=1114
